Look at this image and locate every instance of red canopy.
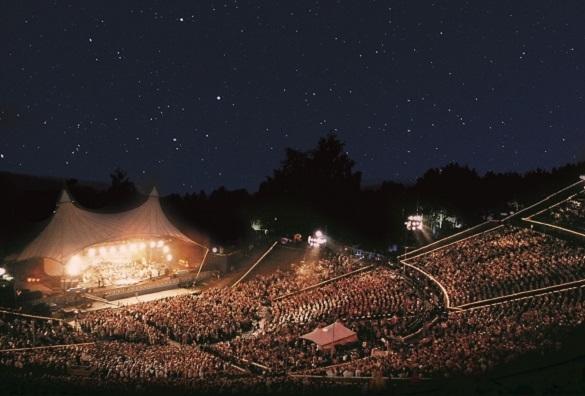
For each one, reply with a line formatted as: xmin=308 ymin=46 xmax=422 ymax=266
xmin=301 ymin=321 xmax=358 ymax=350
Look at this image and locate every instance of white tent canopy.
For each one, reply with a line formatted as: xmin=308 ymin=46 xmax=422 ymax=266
xmin=18 ymin=187 xmax=204 ymax=263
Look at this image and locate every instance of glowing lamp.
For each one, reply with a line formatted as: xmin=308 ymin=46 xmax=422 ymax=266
xmin=0 ymin=268 xmax=6 ymax=276
xmin=162 ymin=245 xmax=170 ymax=253
xmin=149 ymin=241 xmax=156 ymax=248
xmin=405 ymin=214 xmax=424 ymax=231
xmin=66 ymin=255 xmax=83 ymax=276
xmin=165 ymin=254 xmax=173 ymax=262
xmin=88 ymin=248 xmax=96 ymax=257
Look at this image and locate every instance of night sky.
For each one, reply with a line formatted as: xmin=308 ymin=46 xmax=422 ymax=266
xmin=1 ymin=1 xmax=585 ymax=193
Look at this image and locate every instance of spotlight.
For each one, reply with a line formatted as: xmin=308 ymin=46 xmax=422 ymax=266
xmin=405 ymin=214 xmax=424 ymax=231
xmin=66 ymin=255 xmax=83 ymax=276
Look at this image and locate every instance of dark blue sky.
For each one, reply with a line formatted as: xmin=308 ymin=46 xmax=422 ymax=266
xmin=1 ymin=1 xmax=585 ymax=193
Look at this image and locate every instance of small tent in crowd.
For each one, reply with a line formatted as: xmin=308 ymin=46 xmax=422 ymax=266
xmin=301 ymin=321 xmax=358 ymax=350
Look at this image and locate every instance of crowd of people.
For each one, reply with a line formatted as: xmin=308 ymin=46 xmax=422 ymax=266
xmin=79 ymin=309 xmax=167 ymax=345
xmin=79 ymin=249 xmax=375 ymax=346
xmin=306 ymin=286 xmax=585 ymax=379
xmin=270 ymin=268 xmax=424 ymax=330
xmin=0 ymin=312 xmax=91 ymax=349
xmin=406 ymin=225 xmax=585 ymax=306
xmin=2 ymin=236 xmax=585 ymax=394
xmin=0 ymin=341 xmax=245 ymax=389
xmin=123 ymin=288 xmax=259 ymax=344
xmin=209 ymin=267 xmax=435 ymax=373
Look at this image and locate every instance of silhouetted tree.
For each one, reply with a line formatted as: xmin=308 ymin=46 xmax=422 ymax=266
xmin=257 ymin=132 xmax=362 ymax=238
xmin=105 ymin=168 xmax=138 ymax=208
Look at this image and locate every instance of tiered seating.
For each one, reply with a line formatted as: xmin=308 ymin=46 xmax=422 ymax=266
xmin=406 ymin=226 xmax=585 ymax=306
xmin=212 ymin=268 xmax=431 ymax=372
xmin=306 ymin=286 xmax=585 ymax=378
xmin=0 ymin=312 xmax=92 ymax=349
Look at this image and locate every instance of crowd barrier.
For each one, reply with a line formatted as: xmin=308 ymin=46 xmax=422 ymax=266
xmin=0 ymin=308 xmax=63 ymax=322
xmin=0 ymin=342 xmax=95 ymax=353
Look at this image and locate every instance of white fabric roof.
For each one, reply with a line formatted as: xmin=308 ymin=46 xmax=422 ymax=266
xmin=18 ymin=188 xmax=203 ymax=263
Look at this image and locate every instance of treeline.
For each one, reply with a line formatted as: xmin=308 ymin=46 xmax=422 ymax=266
xmin=1 ymin=133 xmax=584 ymax=256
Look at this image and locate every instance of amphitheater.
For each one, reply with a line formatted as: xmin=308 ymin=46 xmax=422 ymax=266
xmin=2 ymin=178 xmax=585 ymax=395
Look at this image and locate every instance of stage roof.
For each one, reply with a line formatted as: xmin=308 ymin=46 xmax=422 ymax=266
xmin=18 ymin=187 xmax=205 ymax=263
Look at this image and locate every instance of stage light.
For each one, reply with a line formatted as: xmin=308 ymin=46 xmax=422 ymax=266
xmin=251 ymin=220 xmax=263 ymax=231
xmin=308 ymin=230 xmax=327 ymax=247
xmin=108 ymin=246 xmax=116 ymax=254
xmin=88 ymin=248 xmax=96 ymax=257
xmin=157 ymin=240 xmax=164 ymax=247
xmin=139 ymin=242 xmax=146 ymax=250
xmin=130 ymin=243 xmax=137 ymax=252
xmin=0 ymin=268 xmax=6 ymax=276
xmin=405 ymin=214 xmax=424 ymax=231
xmin=149 ymin=241 xmax=156 ymax=248
xmin=162 ymin=245 xmax=170 ymax=253
xmin=66 ymin=255 xmax=83 ymax=276
xmin=212 ymin=247 xmax=218 ymax=253
xmin=165 ymin=254 xmax=173 ymax=262
xmin=98 ymin=247 xmax=106 ymax=255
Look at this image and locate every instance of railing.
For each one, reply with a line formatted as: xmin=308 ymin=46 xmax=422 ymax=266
xmin=231 ymin=241 xmax=278 ymax=288
xmin=398 ymin=220 xmax=501 ymax=260
xmin=274 ymin=262 xmax=374 ymax=301
xmin=0 ymin=308 xmax=64 ymax=322
xmin=402 ymin=224 xmax=504 ymax=262
xmin=523 ymin=217 xmax=585 ymax=240
xmin=0 ymin=342 xmax=96 ymax=353
xmin=453 ymin=281 xmax=585 ymax=312
xmin=401 ymin=261 xmax=450 ymax=308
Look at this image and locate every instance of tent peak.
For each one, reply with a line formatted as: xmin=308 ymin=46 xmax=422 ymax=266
xmin=58 ymin=189 xmax=72 ymax=204
xmin=149 ymin=186 xmax=159 ymax=198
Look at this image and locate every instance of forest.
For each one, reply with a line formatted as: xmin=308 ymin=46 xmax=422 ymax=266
xmin=1 ymin=133 xmax=584 ymax=257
